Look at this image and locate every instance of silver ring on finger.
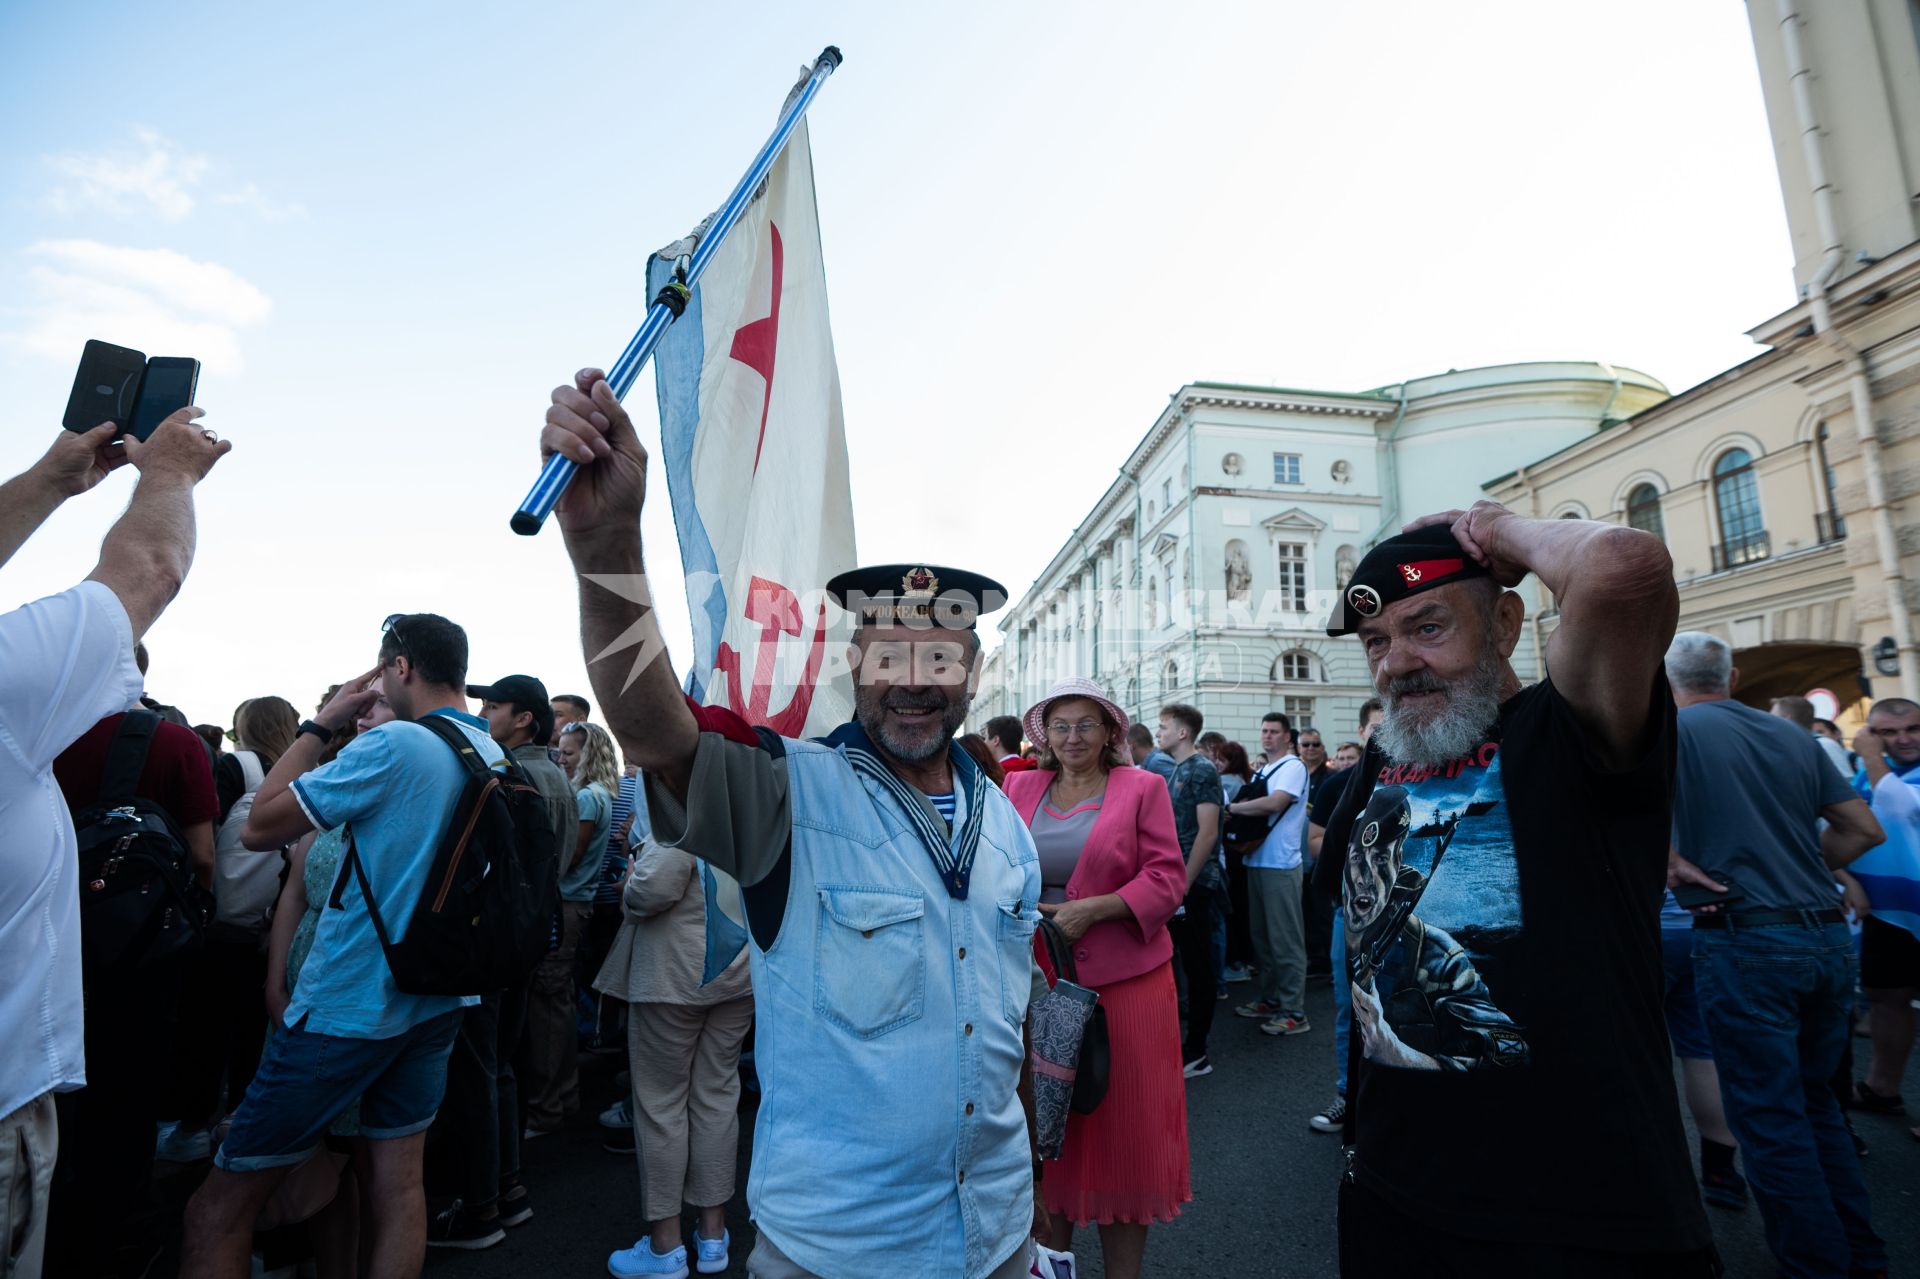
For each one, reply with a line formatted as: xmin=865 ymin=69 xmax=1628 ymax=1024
xmin=201 ymin=429 xmax=219 ymax=443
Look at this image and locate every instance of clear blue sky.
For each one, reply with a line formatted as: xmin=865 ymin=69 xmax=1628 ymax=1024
xmin=0 ymin=1 xmax=1793 ymax=728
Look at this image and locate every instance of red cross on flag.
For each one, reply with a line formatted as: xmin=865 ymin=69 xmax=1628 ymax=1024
xmin=647 ymin=108 xmax=856 ymax=741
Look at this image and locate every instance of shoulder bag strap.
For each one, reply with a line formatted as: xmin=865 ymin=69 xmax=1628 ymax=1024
xmin=1037 ymin=916 xmax=1080 ymax=985
xmin=326 ymin=830 xmax=395 ymax=948
xmin=410 ymin=713 xmax=494 ymax=781
xmin=96 ymin=709 xmax=160 ymax=806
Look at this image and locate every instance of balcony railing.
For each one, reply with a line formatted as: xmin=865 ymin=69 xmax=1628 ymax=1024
xmin=1710 ymin=533 xmax=1771 ymax=573
xmin=1816 ymin=511 xmax=1846 ymax=543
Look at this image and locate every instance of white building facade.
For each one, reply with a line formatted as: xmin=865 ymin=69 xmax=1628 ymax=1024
xmin=973 ymin=363 xmax=1668 ymax=750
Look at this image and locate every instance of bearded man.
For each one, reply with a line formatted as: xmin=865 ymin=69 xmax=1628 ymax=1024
xmin=538 ymin=370 xmax=1045 ymax=1279
xmin=1311 ymin=507 xmax=1715 ymax=1276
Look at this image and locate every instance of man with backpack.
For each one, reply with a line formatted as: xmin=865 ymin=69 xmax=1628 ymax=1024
xmin=182 ymin=613 xmax=518 ymax=1279
xmin=48 ymin=685 xmax=218 ymax=1274
xmin=0 ymin=409 xmax=229 ymax=1279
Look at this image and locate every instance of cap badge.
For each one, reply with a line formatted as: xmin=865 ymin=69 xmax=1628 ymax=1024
xmin=1348 ymin=584 xmax=1383 ymax=618
xmin=902 ymin=567 xmax=939 ymax=597
xmin=1400 ymin=563 xmax=1422 ymax=584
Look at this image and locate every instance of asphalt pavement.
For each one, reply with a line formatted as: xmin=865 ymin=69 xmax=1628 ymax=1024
xmin=430 ymin=975 xmax=1918 ymax=1278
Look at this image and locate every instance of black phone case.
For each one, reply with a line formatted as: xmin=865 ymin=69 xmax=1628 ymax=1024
xmin=1672 ymin=877 xmax=1745 ymax=910
xmin=63 ymin=340 xmax=148 ymax=433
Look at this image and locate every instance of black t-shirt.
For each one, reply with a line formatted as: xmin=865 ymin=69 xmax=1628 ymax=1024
xmin=1313 ymin=675 xmax=1708 ymax=1251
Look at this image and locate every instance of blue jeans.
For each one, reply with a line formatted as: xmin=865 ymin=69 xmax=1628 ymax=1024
xmin=1332 ymin=913 xmax=1351 ymax=1096
xmin=1692 ymin=922 xmax=1885 ymax=1278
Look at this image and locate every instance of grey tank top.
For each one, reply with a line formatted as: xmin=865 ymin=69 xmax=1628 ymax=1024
xmin=1028 ymin=798 xmax=1103 ymax=904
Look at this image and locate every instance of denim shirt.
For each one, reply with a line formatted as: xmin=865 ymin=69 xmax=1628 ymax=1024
xmin=748 ymin=739 xmax=1042 ymax=1279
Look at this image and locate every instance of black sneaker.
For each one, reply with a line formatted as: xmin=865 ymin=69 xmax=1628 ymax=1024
xmin=1309 ymin=1095 xmax=1346 ymax=1133
xmin=498 ymin=1182 xmax=533 ymax=1228
xmin=426 ymin=1200 xmax=506 ymax=1250
xmin=1853 ymin=1081 xmax=1906 ymax=1115
xmin=1700 ymin=1167 xmax=1748 ymax=1211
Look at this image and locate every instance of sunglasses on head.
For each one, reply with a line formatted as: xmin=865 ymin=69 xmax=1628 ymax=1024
xmin=381 ymin=613 xmax=412 ymax=665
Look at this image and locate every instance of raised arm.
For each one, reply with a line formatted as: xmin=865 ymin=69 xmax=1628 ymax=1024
xmin=85 ymin=409 xmax=230 ymax=641
xmin=0 ymin=423 xmax=127 ymax=571
xmin=542 ymin=369 xmax=698 ymax=799
xmin=1413 ymin=501 xmax=1677 ymax=770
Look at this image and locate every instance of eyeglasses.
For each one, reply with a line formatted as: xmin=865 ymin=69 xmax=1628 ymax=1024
xmin=381 ymin=613 xmax=412 ymax=665
xmin=1046 ymin=719 xmax=1104 ymax=738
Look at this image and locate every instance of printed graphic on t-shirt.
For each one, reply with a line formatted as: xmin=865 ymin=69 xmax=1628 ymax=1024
xmin=1343 ymin=742 xmax=1530 ymax=1073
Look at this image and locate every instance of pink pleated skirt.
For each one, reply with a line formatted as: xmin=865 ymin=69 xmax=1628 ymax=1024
xmin=1033 ymin=953 xmax=1193 ymax=1226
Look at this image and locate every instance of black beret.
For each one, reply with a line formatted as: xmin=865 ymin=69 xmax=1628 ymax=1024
xmin=825 ymin=563 xmax=1009 ymax=630
xmin=1326 ymin=525 xmax=1492 ymax=636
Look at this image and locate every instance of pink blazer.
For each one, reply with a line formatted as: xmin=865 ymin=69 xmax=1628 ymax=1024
xmin=1004 ymin=765 xmax=1188 ymax=989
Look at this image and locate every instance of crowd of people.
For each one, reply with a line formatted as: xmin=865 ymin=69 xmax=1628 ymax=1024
xmin=0 ymin=377 xmax=1914 ymax=1279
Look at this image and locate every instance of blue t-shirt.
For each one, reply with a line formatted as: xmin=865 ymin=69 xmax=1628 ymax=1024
xmin=288 ymin=709 xmax=499 ymax=1038
xmin=564 ymin=781 xmax=612 ymax=902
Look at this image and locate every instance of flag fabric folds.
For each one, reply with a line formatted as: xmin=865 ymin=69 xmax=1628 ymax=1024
xmin=1858 ymin=772 xmax=1920 ymax=940
xmin=648 ymin=104 xmax=856 ymax=982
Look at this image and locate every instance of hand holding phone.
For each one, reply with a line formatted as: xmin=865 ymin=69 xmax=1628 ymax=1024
xmin=62 ymin=340 xmax=200 ymax=442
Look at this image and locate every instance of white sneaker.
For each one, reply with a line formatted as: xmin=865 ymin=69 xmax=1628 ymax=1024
xmin=608 ymin=1236 xmax=689 ymax=1279
xmin=692 ymin=1227 xmax=729 ymax=1275
xmin=155 ymin=1120 xmax=211 ymax=1163
xmin=598 ymin=1097 xmax=632 ymax=1129
xmin=1182 ymin=1055 xmax=1214 ymax=1079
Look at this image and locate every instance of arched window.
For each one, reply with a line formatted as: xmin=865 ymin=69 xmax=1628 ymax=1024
xmin=1712 ymin=449 xmax=1767 ymax=567
xmin=1163 ymin=659 xmax=1179 ymax=692
xmin=1626 ymin=483 xmax=1664 ymax=541
xmin=1815 ymin=423 xmax=1845 ymax=541
xmin=1274 ymin=650 xmax=1315 ymax=683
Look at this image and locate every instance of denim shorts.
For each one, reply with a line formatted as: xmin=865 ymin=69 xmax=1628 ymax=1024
xmin=215 ymin=1008 xmax=463 ymax=1171
xmin=1661 ymin=926 xmax=1712 ymax=1061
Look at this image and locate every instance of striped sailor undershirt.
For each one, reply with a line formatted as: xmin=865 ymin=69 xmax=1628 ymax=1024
xmin=928 ymin=791 xmax=956 ymax=825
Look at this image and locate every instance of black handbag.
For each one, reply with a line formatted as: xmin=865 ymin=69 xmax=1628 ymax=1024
xmin=1039 ymin=917 xmax=1109 ymax=1114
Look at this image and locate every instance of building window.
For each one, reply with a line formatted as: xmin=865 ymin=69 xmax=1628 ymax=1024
xmin=1275 ymin=542 xmax=1308 ymax=611
xmin=1275 ymin=650 xmax=1314 ymax=682
xmin=1712 ymin=448 xmax=1768 ymax=567
xmin=1626 ymin=483 xmax=1664 ymax=541
xmin=1162 ymin=478 xmax=1173 ymax=508
xmin=1273 ymin=452 xmax=1302 ymax=485
xmin=1163 ymin=659 xmax=1179 ymax=692
xmin=1815 ymin=423 xmax=1845 ymax=541
xmin=1284 ymin=696 xmax=1315 ymax=730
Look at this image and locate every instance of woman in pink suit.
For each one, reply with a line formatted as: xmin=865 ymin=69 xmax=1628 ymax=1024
xmin=1005 ymin=677 xmax=1191 ymax=1279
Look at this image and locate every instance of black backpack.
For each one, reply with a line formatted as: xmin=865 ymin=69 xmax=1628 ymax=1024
xmin=73 ymin=710 xmax=213 ymax=978
xmin=1224 ymin=763 xmax=1280 ymax=847
xmin=329 ymin=716 xmax=560 ymax=995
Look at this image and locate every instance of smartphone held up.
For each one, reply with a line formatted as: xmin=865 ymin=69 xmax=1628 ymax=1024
xmin=62 ymin=340 xmax=201 ymax=441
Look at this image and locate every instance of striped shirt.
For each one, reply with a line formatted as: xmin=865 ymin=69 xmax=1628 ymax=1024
xmin=928 ymin=790 xmax=955 ymax=826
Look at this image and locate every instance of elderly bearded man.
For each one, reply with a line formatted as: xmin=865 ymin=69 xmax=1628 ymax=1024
xmin=1311 ymin=504 xmax=1714 ymax=1276
xmin=539 ymin=370 xmax=1046 ymax=1279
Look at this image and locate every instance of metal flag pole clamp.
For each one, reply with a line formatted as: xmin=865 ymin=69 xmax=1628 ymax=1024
xmin=511 ymin=45 xmax=845 ymax=536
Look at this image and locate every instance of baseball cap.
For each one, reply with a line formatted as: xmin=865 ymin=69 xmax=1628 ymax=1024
xmin=465 ymin=673 xmax=555 ymax=745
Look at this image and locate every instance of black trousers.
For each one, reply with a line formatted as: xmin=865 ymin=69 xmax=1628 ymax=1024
xmin=426 ymin=997 xmax=500 ymax=1211
xmin=1171 ymin=892 xmax=1217 ymax=1060
xmin=1302 ymin=861 xmax=1334 ymax=974
xmin=46 ymin=962 xmax=182 ymax=1277
xmin=166 ymin=929 xmax=268 ymax=1126
xmin=1225 ymin=850 xmax=1255 ymax=969
xmin=1338 ymin=1178 xmax=1722 ymax=1277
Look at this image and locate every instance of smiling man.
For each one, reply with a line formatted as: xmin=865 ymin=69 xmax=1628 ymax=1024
xmin=539 ymin=370 xmax=1045 ymax=1279
xmin=1311 ymin=508 xmax=1714 ymax=1276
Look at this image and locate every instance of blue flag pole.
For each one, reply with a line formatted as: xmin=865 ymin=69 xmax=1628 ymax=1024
xmin=511 ymin=45 xmax=844 ymax=536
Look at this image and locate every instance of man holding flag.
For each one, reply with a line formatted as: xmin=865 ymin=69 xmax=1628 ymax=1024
xmin=539 ymin=372 xmax=1045 ymax=1277
xmin=536 ymin=77 xmax=1046 ymax=1279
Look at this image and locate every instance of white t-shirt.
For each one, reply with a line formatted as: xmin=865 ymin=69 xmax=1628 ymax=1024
xmin=1245 ymin=754 xmax=1310 ymax=871
xmin=1814 ymin=733 xmax=1854 ymax=781
xmin=0 ymin=582 xmax=142 ymax=1119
